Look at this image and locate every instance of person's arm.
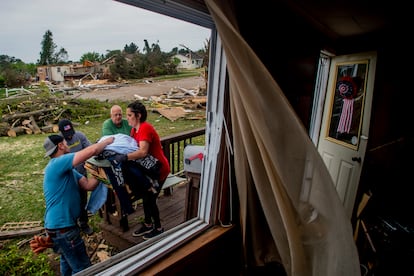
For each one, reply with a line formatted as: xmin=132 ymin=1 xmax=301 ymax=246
xmin=73 ymin=136 xmax=114 ymax=167
xmin=78 ymin=175 xmax=100 ymax=191
xmin=125 ymin=140 xmax=149 ymax=160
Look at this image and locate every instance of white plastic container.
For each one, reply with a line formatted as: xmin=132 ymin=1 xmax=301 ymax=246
xmin=183 ymin=145 xmax=204 ymax=173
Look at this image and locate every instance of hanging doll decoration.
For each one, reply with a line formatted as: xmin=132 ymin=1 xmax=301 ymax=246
xmin=336 ymin=75 xmax=358 ymax=134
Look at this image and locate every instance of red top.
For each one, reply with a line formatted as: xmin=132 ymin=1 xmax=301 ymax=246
xmin=130 ymin=122 xmax=170 ymax=183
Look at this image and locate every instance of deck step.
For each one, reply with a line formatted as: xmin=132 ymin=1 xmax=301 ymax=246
xmin=162 ymin=173 xmax=187 ymax=190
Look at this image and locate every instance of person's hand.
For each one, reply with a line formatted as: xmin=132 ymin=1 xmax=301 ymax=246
xmin=102 ymin=136 xmax=115 ymax=145
xmin=113 ymin=154 xmax=127 ymax=163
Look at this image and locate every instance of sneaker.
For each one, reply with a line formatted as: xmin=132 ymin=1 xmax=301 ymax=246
xmin=143 ymin=228 xmax=164 ymax=240
xmin=132 ymin=224 xmax=154 ymax=237
xmin=80 ymin=224 xmax=94 ymax=235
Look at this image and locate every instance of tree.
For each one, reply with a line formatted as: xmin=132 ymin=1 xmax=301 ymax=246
xmin=124 ymin=42 xmax=139 ymax=54
xmin=142 ymin=39 xmax=172 ymax=76
xmin=170 ymin=47 xmax=179 ymax=55
xmin=110 ymin=55 xmax=128 ymax=80
xmin=53 ymin=48 xmax=68 ymax=64
xmin=38 ymin=30 xmax=55 ymax=65
xmin=80 ymin=52 xmax=102 ymax=63
xmin=104 ymin=50 xmax=122 ymax=60
xmin=201 ymin=38 xmax=210 ymax=67
xmin=38 ymin=30 xmax=68 ymax=65
xmin=0 ymin=55 xmax=36 ymax=87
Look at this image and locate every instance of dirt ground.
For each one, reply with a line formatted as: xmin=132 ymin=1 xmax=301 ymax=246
xmin=75 ymin=76 xmax=207 ymax=102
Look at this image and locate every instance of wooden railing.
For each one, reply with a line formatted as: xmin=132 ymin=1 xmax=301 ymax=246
xmin=161 ymin=127 xmax=206 ymax=175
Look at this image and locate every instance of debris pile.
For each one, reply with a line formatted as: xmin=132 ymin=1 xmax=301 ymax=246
xmin=0 ymin=80 xmax=207 ymax=136
xmin=144 ymin=85 xmax=207 ymax=122
xmin=0 ymin=93 xmax=102 ymax=137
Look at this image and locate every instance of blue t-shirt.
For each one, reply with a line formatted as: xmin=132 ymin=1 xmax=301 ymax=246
xmin=43 ymin=153 xmax=83 ymax=229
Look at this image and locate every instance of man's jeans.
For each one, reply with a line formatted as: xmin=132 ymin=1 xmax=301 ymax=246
xmin=48 ymin=227 xmax=91 ymax=275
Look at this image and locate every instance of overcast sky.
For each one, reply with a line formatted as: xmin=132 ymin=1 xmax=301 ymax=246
xmin=0 ymin=0 xmax=211 ymax=64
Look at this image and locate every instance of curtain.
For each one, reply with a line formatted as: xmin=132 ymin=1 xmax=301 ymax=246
xmin=205 ymin=1 xmax=360 ymax=275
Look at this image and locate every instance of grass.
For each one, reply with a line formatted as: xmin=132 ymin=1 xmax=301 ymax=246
xmin=0 ymin=244 xmax=55 ymax=275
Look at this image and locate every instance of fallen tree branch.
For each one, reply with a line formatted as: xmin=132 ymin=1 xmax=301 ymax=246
xmin=2 ymin=108 xmax=56 ymax=122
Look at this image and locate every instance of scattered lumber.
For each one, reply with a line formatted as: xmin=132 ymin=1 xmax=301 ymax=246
xmin=0 ymin=221 xmax=44 ymax=240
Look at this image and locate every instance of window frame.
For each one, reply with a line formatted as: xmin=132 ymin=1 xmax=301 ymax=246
xmin=77 ymin=1 xmax=227 ymax=275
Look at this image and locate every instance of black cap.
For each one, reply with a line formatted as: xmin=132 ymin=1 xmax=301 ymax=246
xmin=58 ymin=119 xmax=75 ymax=140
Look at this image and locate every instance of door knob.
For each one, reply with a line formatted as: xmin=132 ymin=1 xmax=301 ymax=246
xmin=352 ymin=157 xmax=361 ymax=163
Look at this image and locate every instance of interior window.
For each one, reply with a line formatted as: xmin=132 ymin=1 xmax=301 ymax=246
xmin=78 ymin=1 xmax=226 ymax=274
xmin=309 ymin=50 xmax=333 ymax=145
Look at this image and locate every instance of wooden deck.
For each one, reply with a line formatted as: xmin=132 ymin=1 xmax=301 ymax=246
xmin=99 ymin=181 xmax=189 ymax=251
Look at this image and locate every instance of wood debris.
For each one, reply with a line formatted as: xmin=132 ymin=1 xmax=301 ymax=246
xmin=0 ymin=93 xmax=98 ymax=137
xmin=154 ymin=107 xmax=187 ymax=122
xmin=146 ymin=86 xmax=207 ymax=121
xmin=0 ymin=221 xmax=44 ymax=240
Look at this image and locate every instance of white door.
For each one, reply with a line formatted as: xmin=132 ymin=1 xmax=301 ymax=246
xmin=317 ymin=52 xmax=377 ymax=218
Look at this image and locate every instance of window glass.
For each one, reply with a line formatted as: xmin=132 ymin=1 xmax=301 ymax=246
xmin=78 ymin=2 xmax=225 ymax=275
xmin=326 ymin=61 xmax=368 ymax=149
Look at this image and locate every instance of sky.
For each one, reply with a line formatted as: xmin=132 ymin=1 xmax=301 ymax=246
xmin=0 ymin=0 xmax=211 ymax=64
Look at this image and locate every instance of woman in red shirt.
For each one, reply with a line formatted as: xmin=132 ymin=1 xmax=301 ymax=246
xmin=122 ymin=101 xmax=170 ymax=240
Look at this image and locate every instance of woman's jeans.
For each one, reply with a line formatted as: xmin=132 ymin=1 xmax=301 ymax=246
xmin=48 ymin=226 xmax=91 ymax=276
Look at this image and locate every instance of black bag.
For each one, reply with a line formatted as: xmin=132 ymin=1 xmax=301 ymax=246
xmin=135 ymin=154 xmax=161 ymax=180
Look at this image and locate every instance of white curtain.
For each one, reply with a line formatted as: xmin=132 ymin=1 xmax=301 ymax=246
xmin=205 ymin=1 xmax=361 ymax=275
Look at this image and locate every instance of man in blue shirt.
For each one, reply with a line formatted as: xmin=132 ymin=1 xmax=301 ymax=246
xmin=43 ymin=134 xmax=114 ymax=275
xmin=59 ymin=119 xmax=94 ymax=235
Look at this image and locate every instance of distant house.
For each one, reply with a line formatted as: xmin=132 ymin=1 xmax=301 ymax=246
xmin=36 ymin=65 xmax=71 ymax=83
xmin=36 ymin=58 xmax=116 ymax=84
xmin=64 ymin=61 xmax=97 ymax=81
xmin=95 ymin=56 xmax=117 ymax=79
xmin=173 ymin=53 xmax=203 ymax=69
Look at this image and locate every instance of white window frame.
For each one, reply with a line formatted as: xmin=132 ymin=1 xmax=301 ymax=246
xmin=309 ymin=50 xmax=333 ymax=146
xmin=77 ymin=1 xmax=227 ymax=275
